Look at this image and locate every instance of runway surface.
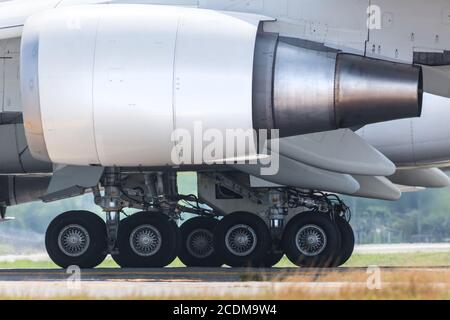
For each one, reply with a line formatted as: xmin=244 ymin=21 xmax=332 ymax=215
xmin=0 ymin=266 xmax=446 ymax=281
xmin=0 ymin=267 xmax=448 ymax=299
xmin=0 ymin=266 xmax=404 ymax=281
xmin=1 ymin=243 xmax=449 ymax=263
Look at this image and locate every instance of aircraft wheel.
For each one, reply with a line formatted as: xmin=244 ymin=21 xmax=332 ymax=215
xmin=45 ymin=211 xmax=107 ymax=269
xmin=112 ymin=212 xmax=181 ymax=268
xmin=333 ymin=217 xmax=355 ymax=266
xmin=282 ymin=212 xmax=341 ymax=268
xmin=213 ymin=212 xmax=271 ymax=268
xmin=179 ymin=217 xmax=223 ymax=267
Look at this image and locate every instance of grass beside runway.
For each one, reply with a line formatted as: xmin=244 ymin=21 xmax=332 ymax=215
xmin=0 ymin=252 xmax=449 ymax=269
xmin=341 ymin=252 xmax=450 ymax=267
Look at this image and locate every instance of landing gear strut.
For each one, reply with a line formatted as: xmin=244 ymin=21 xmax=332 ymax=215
xmin=99 ymin=169 xmax=182 ymax=268
xmin=94 ymin=167 xmax=123 ymax=255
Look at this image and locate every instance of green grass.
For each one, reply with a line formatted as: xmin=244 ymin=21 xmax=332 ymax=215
xmin=0 ymin=259 xmax=61 ymax=269
xmin=273 ymin=252 xmax=450 ymax=268
xmin=0 ymin=257 xmax=185 ymax=269
xmin=0 ymin=252 xmax=449 ymax=269
xmin=342 ymin=252 xmax=450 ymax=267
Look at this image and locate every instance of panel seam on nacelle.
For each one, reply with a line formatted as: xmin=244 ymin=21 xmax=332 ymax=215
xmin=91 ymin=15 xmax=101 ymax=165
xmin=13 ymin=123 xmax=26 ymax=174
xmin=364 ymin=0 xmax=371 ymax=57
xmin=171 ymin=14 xmax=182 ymax=165
xmin=1 ymin=58 xmax=4 ymax=111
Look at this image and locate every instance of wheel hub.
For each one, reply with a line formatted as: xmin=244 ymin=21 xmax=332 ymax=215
xmin=187 ymin=229 xmax=214 ymax=259
xmin=225 ymin=224 xmax=257 ymax=257
xmin=295 ymin=224 xmax=327 ymax=257
xmin=58 ymin=224 xmax=90 ymax=257
xmin=130 ymin=225 xmax=162 ymax=257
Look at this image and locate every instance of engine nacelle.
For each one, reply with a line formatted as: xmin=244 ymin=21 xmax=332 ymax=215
xmin=21 ymin=4 xmax=423 ymax=167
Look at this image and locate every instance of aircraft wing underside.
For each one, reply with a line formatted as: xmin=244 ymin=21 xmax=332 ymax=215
xmin=235 ymin=130 xmax=450 ymax=201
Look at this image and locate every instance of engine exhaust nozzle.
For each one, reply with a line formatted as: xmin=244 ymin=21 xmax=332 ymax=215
xmin=253 ymin=35 xmax=423 ymax=137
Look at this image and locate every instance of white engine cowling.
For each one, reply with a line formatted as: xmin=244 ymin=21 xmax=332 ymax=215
xmin=21 ymin=4 xmax=423 ymax=167
xmin=21 ymin=5 xmax=267 ymax=166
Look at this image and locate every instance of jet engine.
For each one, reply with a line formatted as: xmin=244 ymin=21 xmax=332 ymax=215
xmin=20 ymin=4 xmax=423 ymax=167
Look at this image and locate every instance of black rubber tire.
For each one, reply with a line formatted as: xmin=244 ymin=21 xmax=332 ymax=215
xmin=45 ymin=211 xmax=107 ymax=269
xmin=112 ymin=212 xmax=181 ymax=268
xmin=334 ymin=217 xmax=355 ymax=266
xmin=179 ymin=217 xmax=223 ymax=267
xmin=260 ymin=250 xmax=284 ymax=268
xmin=282 ymin=213 xmax=341 ymax=268
xmin=213 ymin=212 xmax=271 ymax=268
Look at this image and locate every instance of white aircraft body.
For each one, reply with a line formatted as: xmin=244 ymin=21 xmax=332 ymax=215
xmin=0 ymin=0 xmax=449 ymax=268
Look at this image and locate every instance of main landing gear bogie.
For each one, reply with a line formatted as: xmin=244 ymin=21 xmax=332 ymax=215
xmin=43 ymin=169 xmax=355 ymax=269
xmin=44 ymin=209 xmax=355 ymax=269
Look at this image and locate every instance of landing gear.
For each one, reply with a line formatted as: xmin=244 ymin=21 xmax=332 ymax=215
xmin=45 ymin=211 xmax=107 ymax=268
xmin=42 ymin=170 xmax=356 ymax=269
xmin=282 ymin=212 xmax=341 ymax=268
xmin=179 ymin=217 xmax=222 ymax=267
xmin=213 ymin=212 xmax=271 ymax=267
xmin=112 ymin=212 xmax=181 ymax=268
